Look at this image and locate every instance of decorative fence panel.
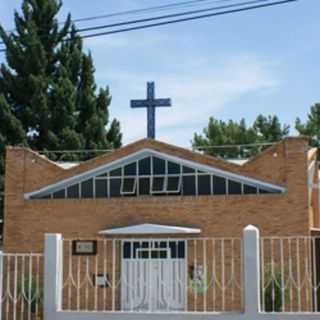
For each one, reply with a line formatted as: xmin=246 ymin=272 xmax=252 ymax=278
xmin=2 ymin=228 xmax=320 ymax=320
xmin=0 ymin=253 xmax=43 ymax=320
xmin=260 ymin=236 xmax=320 ymax=313
xmin=61 ymin=238 xmax=243 ymax=312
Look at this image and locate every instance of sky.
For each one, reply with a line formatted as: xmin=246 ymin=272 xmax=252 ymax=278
xmin=0 ymin=0 xmax=319 ymax=148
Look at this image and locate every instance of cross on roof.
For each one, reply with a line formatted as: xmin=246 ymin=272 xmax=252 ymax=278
xmin=130 ymin=82 xmax=171 ymax=139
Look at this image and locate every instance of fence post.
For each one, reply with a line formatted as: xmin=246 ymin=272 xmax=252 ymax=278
xmin=243 ymin=224 xmax=261 ymax=317
xmin=0 ymin=251 xmax=3 ymax=320
xmin=44 ymin=234 xmax=63 ymax=320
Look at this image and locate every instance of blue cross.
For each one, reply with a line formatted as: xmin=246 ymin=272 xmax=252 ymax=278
xmin=130 ymin=82 xmax=171 ymax=139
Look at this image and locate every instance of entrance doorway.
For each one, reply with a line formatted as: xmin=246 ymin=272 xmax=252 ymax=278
xmin=121 ymin=239 xmax=186 ymax=311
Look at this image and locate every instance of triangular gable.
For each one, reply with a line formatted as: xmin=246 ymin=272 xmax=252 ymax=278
xmin=25 ymin=146 xmax=286 ymax=199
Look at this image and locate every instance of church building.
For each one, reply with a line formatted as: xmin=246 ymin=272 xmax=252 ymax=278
xmin=2 ymin=83 xmax=320 ymax=312
xmin=2 ymin=135 xmax=320 ymax=312
xmin=3 ymin=136 xmax=319 ymax=253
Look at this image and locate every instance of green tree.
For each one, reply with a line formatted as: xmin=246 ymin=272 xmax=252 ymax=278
xmin=192 ymin=115 xmax=289 ymax=158
xmin=253 ymin=115 xmax=290 ymax=142
xmin=0 ymin=0 xmax=72 ymax=148
xmin=76 ymin=54 xmax=122 ymax=152
xmin=192 ymin=117 xmax=257 ymax=158
xmin=0 ymin=95 xmax=27 ymax=222
xmin=295 ymin=103 xmax=320 ymax=148
xmin=0 ymin=0 xmax=122 ymax=219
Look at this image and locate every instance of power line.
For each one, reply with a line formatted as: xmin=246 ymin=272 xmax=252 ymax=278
xmin=38 ymin=149 xmax=114 ymax=154
xmin=76 ymin=0 xmax=272 ymax=34
xmin=80 ymin=0 xmax=298 ymax=39
xmin=0 ymin=0 xmax=298 ymax=54
xmin=194 ymin=142 xmax=275 ymax=149
xmin=0 ymin=0 xmax=262 ymax=50
xmin=35 ymin=142 xmax=275 ymax=155
xmin=0 ymin=0 xmax=235 ymax=45
xmin=69 ymin=0 xmax=234 ymax=24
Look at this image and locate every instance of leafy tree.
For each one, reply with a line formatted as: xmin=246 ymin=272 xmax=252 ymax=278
xmin=295 ymin=103 xmax=320 ymax=148
xmin=192 ymin=115 xmax=289 ymax=158
xmin=0 ymin=0 xmax=122 ymax=219
xmin=253 ymin=115 xmax=290 ymax=142
xmin=192 ymin=117 xmax=257 ymax=158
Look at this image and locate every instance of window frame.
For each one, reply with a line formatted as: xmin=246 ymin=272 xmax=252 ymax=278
xmin=29 ymin=153 xmax=283 ymax=199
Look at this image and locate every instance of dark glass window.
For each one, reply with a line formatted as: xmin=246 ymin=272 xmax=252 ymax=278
xmin=110 ymin=168 xmax=121 ymax=177
xmin=228 ymin=180 xmax=242 ymax=195
xmin=169 ymin=241 xmax=185 ymax=259
xmin=152 ymin=177 xmax=165 ymax=192
xmin=139 ymin=157 xmax=151 ymax=175
xmin=123 ymin=241 xmax=185 ymax=259
xmin=198 ymin=175 xmax=211 ymax=195
xmin=124 ymin=162 xmax=136 ymax=176
xmin=153 ymin=157 xmax=165 ymax=174
xmin=95 ymin=179 xmax=108 ymax=198
xmin=183 ymin=176 xmax=196 ymax=195
xmin=123 ymin=242 xmax=131 ymax=258
xmin=81 ymin=179 xmax=93 ymax=198
xmin=39 ymin=194 xmax=51 ymax=199
xmin=53 ymin=189 xmax=65 ymax=199
xmin=244 ymin=184 xmax=257 ymax=194
xmin=259 ymin=188 xmax=272 ymax=194
xmin=67 ymin=184 xmax=79 ymax=198
xmin=97 ymin=172 xmax=108 ymax=177
xmin=167 ymin=177 xmax=180 ymax=192
xmin=122 ymin=178 xmax=135 ymax=193
xmin=212 ymin=176 xmax=226 ymax=195
xmin=139 ymin=178 xmax=150 ymax=195
xmin=150 ymin=250 xmax=168 ymax=259
xmin=168 ymin=162 xmax=180 ymax=174
xmin=183 ymin=166 xmax=195 ymax=174
xmin=110 ymin=179 xmax=121 ymax=197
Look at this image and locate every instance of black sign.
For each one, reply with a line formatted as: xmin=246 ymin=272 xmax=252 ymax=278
xmin=72 ymin=240 xmax=97 ymax=255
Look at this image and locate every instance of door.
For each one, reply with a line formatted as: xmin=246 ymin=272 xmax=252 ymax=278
xmin=121 ymin=240 xmax=186 ymax=311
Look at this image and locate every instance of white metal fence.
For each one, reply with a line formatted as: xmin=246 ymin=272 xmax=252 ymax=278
xmin=260 ymin=236 xmax=320 ymax=313
xmin=61 ymin=238 xmax=243 ymax=312
xmin=2 ymin=227 xmax=320 ymax=320
xmin=0 ymin=253 xmax=43 ymax=320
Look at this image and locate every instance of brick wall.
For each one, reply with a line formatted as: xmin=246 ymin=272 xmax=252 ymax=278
xmin=3 ymin=137 xmax=313 ymax=253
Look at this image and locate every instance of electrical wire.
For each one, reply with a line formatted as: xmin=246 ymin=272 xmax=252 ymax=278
xmin=80 ymin=0 xmax=298 ymax=39
xmin=75 ymin=0 xmax=272 ymax=34
xmin=35 ymin=141 xmax=275 ymax=155
xmin=194 ymin=142 xmax=275 ymax=149
xmin=0 ymin=0 xmax=298 ymax=53
xmin=0 ymin=0 xmax=236 ymax=44
xmin=69 ymin=0 xmax=235 ymax=24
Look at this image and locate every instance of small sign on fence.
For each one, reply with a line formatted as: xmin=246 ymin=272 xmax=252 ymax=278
xmin=72 ymin=240 xmax=97 ymax=255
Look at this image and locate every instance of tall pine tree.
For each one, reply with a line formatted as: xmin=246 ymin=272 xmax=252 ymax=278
xmin=0 ymin=0 xmax=122 ymax=218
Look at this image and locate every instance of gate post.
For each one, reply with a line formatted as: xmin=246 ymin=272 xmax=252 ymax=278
xmin=44 ymin=234 xmax=63 ymax=320
xmin=243 ymin=225 xmax=261 ymax=317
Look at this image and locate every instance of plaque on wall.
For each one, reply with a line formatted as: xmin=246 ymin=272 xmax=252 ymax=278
xmin=93 ymin=273 xmax=109 ymax=287
xmin=72 ymin=240 xmax=97 ymax=255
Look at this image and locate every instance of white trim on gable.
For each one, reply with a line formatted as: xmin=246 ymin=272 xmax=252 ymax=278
xmin=24 ymin=148 xmax=287 ymax=199
xmin=99 ymin=223 xmax=201 ymax=235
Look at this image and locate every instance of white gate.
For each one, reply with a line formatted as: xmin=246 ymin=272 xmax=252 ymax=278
xmin=121 ymin=240 xmax=186 ymax=311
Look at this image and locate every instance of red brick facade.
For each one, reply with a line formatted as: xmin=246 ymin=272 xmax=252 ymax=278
xmin=3 ymin=137 xmax=319 ymax=253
